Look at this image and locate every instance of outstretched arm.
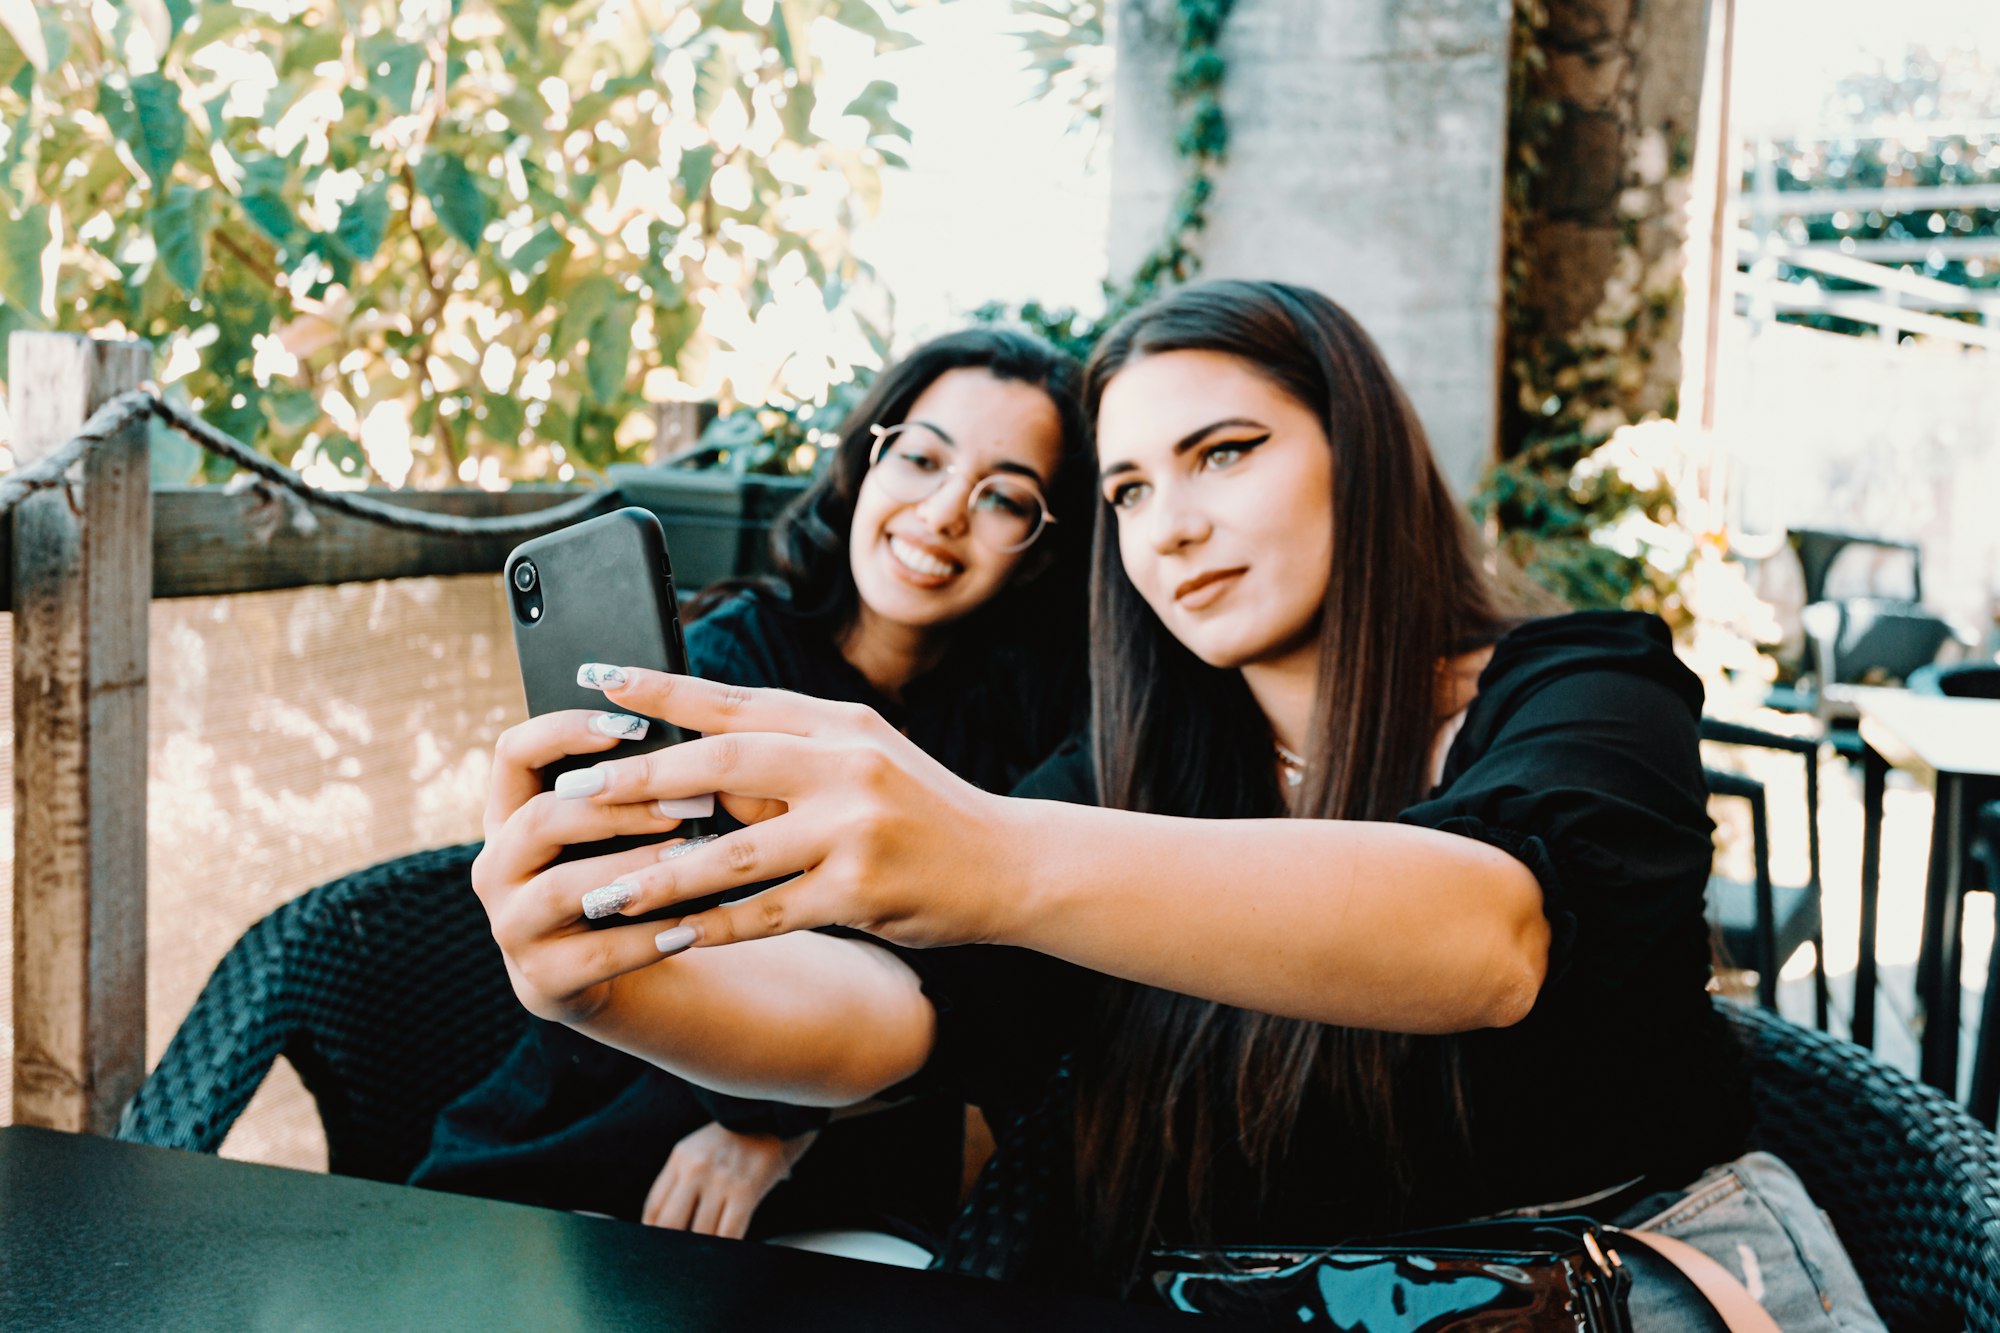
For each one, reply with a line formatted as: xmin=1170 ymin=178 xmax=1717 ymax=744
xmin=487 ymin=671 xmax=1550 ymax=1055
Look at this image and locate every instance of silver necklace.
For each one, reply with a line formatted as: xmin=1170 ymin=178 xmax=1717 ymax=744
xmin=1274 ymin=740 xmax=1305 ymax=788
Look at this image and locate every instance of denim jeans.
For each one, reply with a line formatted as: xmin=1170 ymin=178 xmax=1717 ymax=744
xmin=1612 ymin=1152 xmax=1886 ymax=1332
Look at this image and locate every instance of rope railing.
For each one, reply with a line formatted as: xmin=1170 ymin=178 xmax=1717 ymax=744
xmin=1 ymin=389 xmax=627 ymax=536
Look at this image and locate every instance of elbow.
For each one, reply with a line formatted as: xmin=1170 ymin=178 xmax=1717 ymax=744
xmin=1476 ymin=900 xmax=1551 ymax=1029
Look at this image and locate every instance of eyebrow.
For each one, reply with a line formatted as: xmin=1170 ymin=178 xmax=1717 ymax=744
xmin=1097 ymin=417 xmax=1271 ymax=482
xmin=906 ymin=418 xmax=1051 ymax=489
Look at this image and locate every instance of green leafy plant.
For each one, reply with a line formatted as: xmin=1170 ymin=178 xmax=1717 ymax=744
xmin=0 ymin=0 xmax=915 ymax=487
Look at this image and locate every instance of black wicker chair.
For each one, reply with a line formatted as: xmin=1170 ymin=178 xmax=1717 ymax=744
xmin=940 ymin=1002 xmax=2000 ymax=1332
xmin=116 ymin=841 xmax=526 ymax=1184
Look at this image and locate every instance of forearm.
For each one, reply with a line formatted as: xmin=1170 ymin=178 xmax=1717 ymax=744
xmin=577 ymin=931 xmax=935 ymax=1106
xmin=991 ymin=798 xmax=1550 ymax=1033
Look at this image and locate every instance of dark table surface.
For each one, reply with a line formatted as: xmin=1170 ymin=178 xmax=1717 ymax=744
xmin=0 ymin=1126 xmax=1206 ymax=1332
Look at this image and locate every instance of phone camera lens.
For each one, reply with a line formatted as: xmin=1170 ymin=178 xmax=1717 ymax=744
xmin=512 ymin=561 xmax=538 ymax=593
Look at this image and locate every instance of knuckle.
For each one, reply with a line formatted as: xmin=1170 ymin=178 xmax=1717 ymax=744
xmin=722 ymin=834 xmax=760 ymax=876
xmin=755 ymin=895 xmax=787 ymax=936
xmin=709 ymin=733 xmax=743 ymax=779
xmin=716 ymin=682 xmax=754 ymax=716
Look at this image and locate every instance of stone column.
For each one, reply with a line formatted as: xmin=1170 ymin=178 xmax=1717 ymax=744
xmin=1107 ymin=0 xmax=1513 ymax=496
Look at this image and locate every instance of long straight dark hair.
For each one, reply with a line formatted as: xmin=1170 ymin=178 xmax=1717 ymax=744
xmin=1075 ymin=281 xmax=1517 ymax=1281
xmin=688 ymin=328 xmax=1093 ymax=674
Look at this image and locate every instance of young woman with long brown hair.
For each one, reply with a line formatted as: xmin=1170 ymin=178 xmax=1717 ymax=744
xmin=412 ymin=326 xmax=1092 ymax=1246
xmin=464 ymin=282 xmax=1880 ymax=1327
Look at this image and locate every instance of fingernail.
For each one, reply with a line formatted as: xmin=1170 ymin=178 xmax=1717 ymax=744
xmin=653 ymin=794 xmax=715 ymax=820
xmin=590 ymin=713 xmax=649 ymax=740
xmin=655 ymin=925 xmax=699 ymax=956
xmin=555 ymin=768 xmax=607 ymax=799
xmin=661 ymin=834 xmax=719 ymax=861
xmin=577 ymin=663 xmax=629 ymax=690
xmin=582 ymin=882 xmax=637 ymax=920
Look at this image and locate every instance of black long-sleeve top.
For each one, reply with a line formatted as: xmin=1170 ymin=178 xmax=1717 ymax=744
xmin=890 ymin=611 xmax=1750 ymax=1263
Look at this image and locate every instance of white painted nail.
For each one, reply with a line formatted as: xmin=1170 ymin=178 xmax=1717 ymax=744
xmin=652 ymin=794 xmax=715 ymax=820
xmin=655 ymin=925 xmax=699 ymax=956
xmin=554 ymin=768 xmax=607 ymax=799
xmin=661 ymin=834 xmax=719 ymax=861
xmin=577 ymin=663 xmax=629 ymax=690
xmin=589 ymin=713 xmax=649 ymax=740
xmin=581 ymin=882 xmax=636 ymax=920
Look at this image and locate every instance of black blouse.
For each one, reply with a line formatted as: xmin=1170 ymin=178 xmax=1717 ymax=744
xmin=892 ymin=611 xmax=1750 ymax=1253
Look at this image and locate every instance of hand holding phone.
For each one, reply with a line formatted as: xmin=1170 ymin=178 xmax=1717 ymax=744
xmin=506 ymin=508 xmax=714 ymax=910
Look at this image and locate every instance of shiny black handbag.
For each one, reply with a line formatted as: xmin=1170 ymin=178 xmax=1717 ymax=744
xmin=1147 ymin=1215 xmax=1636 ymax=1331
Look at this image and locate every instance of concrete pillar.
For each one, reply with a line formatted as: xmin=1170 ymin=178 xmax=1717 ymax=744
xmin=1108 ymin=0 xmax=1511 ymax=496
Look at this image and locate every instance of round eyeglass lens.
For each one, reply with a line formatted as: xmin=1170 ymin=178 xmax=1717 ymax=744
xmin=967 ymin=476 xmax=1044 ymax=552
xmin=868 ymin=424 xmax=1050 ymax=552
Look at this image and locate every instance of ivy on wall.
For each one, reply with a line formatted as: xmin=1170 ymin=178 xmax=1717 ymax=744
xmin=1473 ymin=0 xmax=1707 ymax=624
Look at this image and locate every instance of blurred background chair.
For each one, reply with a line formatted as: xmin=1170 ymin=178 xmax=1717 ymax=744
xmin=116 ymin=843 xmax=524 ymax=1183
xmin=1702 ymin=718 xmax=1829 ymax=1027
xmin=1764 ymin=529 xmax=1927 ymax=715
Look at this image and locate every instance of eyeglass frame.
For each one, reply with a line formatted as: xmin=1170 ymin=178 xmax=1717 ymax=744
xmin=865 ymin=422 xmax=1060 ymax=554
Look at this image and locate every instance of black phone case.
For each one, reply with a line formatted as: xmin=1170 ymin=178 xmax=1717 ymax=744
xmin=507 ymin=507 xmax=709 ymax=921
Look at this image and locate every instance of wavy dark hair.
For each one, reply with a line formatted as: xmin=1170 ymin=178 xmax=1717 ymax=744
xmin=1075 ymin=280 xmax=1521 ymax=1285
xmin=687 ymin=328 xmax=1093 ymax=668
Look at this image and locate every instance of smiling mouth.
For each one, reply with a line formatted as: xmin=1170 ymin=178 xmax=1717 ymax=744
xmin=1174 ymin=567 xmax=1247 ymax=604
xmin=888 ymin=534 xmax=963 ymax=581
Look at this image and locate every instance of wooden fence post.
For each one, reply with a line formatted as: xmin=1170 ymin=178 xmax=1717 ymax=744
xmin=9 ymin=332 xmax=152 ymax=1134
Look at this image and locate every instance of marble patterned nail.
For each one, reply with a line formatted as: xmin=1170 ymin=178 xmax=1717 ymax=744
xmin=554 ymin=768 xmax=607 ymax=799
xmin=577 ymin=663 xmax=629 ymax=690
xmin=581 ymin=882 xmax=637 ymax=920
xmin=661 ymin=834 xmax=719 ymax=861
xmin=589 ymin=713 xmax=649 ymax=740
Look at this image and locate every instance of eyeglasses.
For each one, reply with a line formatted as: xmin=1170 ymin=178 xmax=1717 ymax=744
xmin=866 ymin=423 xmax=1058 ymax=554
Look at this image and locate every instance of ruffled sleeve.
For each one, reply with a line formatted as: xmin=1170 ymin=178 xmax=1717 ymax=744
xmin=1395 ymin=612 xmax=1716 ymax=1003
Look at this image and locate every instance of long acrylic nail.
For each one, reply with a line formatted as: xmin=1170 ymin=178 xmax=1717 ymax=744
xmin=655 ymin=925 xmax=699 ymax=956
xmin=577 ymin=663 xmax=629 ymax=690
xmin=581 ymin=882 xmax=636 ymax=920
xmin=554 ymin=768 xmax=607 ymax=799
xmin=653 ymin=794 xmax=715 ymax=820
xmin=661 ymin=834 xmax=719 ymax=861
xmin=590 ymin=713 xmax=649 ymax=740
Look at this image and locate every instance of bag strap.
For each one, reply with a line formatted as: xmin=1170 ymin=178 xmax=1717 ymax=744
xmin=1616 ymin=1229 xmax=1783 ymax=1333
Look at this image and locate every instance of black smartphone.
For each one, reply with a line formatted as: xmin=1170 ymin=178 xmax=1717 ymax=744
xmin=506 ymin=507 xmax=711 ymax=915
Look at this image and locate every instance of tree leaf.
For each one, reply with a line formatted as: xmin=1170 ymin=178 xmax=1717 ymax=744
xmin=280 ymin=23 xmax=343 ymax=78
xmin=654 ymin=295 xmax=701 ymax=366
xmin=502 ymin=221 xmax=566 ymax=274
xmin=0 ymin=201 xmax=47 ymax=314
xmin=125 ymin=73 xmax=188 ymax=191
xmin=332 ymin=177 xmax=390 ymax=261
xmin=148 ymin=409 xmax=204 ymax=484
xmin=778 ymin=82 xmax=815 ymax=143
xmin=832 ymin=0 xmax=917 ymax=53
xmin=679 ymin=145 xmax=716 ymax=203
xmin=364 ymin=41 xmax=427 ymax=116
xmin=416 ymin=152 xmax=487 ymax=250
xmin=842 ymin=79 xmax=911 ymax=143
xmin=583 ymin=297 xmax=636 ymax=404
xmin=237 ymin=155 xmax=295 ymax=242
xmin=153 ymin=184 xmax=214 ymax=291
xmin=555 ymin=274 xmax=621 ymax=354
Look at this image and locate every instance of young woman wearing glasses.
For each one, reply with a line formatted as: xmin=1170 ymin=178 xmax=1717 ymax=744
xmin=411 ymin=327 xmax=1093 ymax=1248
xmin=464 ymin=284 xmax=1880 ymax=1327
